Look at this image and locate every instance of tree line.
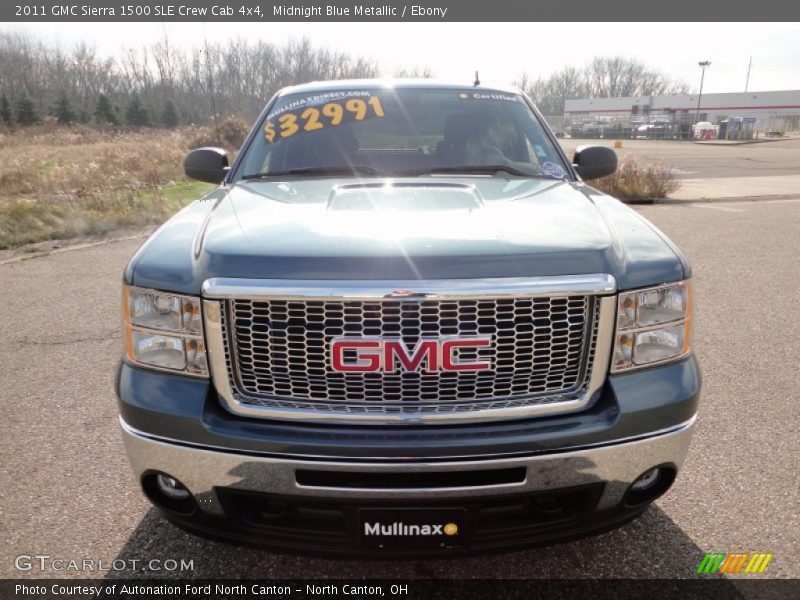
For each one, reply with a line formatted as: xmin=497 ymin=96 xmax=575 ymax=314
xmin=0 ymin=30 xmax=688 ymax=128
xmin=0 ymin=32 xmax=380 ymax=128
xmin=516 ymin=57 xmax=689 ymax=115
xmin=0 ymin=88 xmax=183 ymax=127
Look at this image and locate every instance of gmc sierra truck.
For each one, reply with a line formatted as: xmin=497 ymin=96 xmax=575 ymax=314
xmin=116 ymin=80 xmax=700 ymax=556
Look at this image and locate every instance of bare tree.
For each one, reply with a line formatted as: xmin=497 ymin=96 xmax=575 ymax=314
xmin=393 ymin=66 xmax=435 ymax=78
xmin=517 ymin=56 xmax=688 ymax=115
xmin=0 ymin=31 xmax=382 ymax=125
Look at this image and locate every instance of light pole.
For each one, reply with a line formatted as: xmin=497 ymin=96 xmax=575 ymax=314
xmin=695 ymin=61 xmax=711 ymax=125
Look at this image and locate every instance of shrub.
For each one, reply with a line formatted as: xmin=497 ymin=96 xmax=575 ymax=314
xmin=54 ymin=90 xmax=76 ymax=125
xmin=190 ymin=116 xmax=249 ymax=150
xmin=125 ymin=95 xmax=151 ymax=127
xmin=16 ymin=94 xmax=40 ymax=126
xmin=161 ymin=99 xmax=180 ymax=128
xmin=0 ymin=94 xmax=12 ymax=124
xmin=95 ymin=93 xmax=120 ymax=126
xmin=592 ymin=155 xmax=681 ymax=200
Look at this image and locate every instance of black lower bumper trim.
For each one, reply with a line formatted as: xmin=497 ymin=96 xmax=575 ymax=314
xmin=156 ymin=484 xmax=646 ymax=558
xmin=294 ymin=466 xmax=527 ymax=489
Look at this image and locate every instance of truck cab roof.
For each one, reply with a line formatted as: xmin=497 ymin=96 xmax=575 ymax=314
xmin=277 ymin=78 xmax=523 ymax=97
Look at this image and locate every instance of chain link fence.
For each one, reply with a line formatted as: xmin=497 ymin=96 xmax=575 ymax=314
xmin=549 ymin=112 xmax=800 ymax=141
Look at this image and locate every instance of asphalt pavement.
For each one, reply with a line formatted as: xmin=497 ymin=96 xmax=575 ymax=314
xmin=1 ymin=197 xmax=798 ymax=579
xmin=558 ymin=137 xmax=800 ymax=179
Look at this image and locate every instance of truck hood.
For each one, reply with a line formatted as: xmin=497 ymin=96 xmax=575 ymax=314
xmin=128 ymin=177 xmax=687 ymax=294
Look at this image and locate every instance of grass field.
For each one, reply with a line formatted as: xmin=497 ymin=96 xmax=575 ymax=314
xmin=0 ymin=124 xmax=218 ymax=249
xmin=0 ymin=122 xmax=688 ymax=250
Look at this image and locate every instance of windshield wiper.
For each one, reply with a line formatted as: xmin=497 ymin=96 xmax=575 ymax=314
xmin=413 ymin=164 xmax=542 ymax=177
xmin=242 ymin=165 xmax=390 ymax=179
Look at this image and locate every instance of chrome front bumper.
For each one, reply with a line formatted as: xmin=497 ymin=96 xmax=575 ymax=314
xmin=120 ymin=415 xmax=696 ymax=516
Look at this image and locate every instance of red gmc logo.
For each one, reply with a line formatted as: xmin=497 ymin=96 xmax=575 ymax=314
xmin=331 ymin=337 xmax=492 ymax=373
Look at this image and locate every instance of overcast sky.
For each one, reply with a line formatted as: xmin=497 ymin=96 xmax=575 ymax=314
xmin=3 ymin=22 xmax=799 ymax=94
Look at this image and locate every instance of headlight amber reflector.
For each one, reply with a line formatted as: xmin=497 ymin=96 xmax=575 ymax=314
xmin=612 ymin=280 xmax=692 ymax=372
xmin=123 ymin=286 xmax=208 ymax=377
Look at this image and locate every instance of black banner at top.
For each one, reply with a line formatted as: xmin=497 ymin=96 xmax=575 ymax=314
xmin=3 ymin=0 xmax=800 ymax=22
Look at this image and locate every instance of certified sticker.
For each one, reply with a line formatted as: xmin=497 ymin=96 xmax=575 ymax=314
xmin=541 ymin=161 xmax=566 ymax=179
xmin=458 ymin=91 xmax=518 ymax=102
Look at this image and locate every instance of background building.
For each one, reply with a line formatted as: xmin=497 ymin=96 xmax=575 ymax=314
xmin=564 ymin=90 xmax=800 ymax=133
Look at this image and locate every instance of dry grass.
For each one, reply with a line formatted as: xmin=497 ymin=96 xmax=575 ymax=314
xmin=0 ymin=122 xmax=230 ymax=249
xmin=592 ymin=155 xmax=681 ymax=200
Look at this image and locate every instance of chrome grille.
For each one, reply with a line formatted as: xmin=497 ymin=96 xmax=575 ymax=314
xmin=217 ymin=294 xmax=601 ymax=415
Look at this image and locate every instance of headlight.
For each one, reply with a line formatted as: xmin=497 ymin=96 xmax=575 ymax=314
xmin=612 ymin=280 xmax=692 ymax=372
xmin=123 ymin=286 xmax=208 ymax=377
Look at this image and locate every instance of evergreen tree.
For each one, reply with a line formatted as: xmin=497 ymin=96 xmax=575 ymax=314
xmin=16 ymin=94 xmax=40 ymax=126
xmin=0 ymin=94 xmax=12 ymax=124
xmin=160 ymin=98 xmax=180 ymax=128
xmin=95 ymin=93 xmax=120 ymax=125
xmin=54 ymin=90 xmax=76 ymax=125
xmin=125 ymin=95 xmax=151 ymax=127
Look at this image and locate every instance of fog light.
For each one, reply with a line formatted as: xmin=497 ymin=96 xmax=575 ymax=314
xmin=142 ymin=472 xmax=196 ymax=515
xmin=630 ymin=467 xmax=661 ymax=491
xmin=156 ymin=474 xmax=190 ymax=500
xmin=624 ymin=465 xmax=677 ymax=507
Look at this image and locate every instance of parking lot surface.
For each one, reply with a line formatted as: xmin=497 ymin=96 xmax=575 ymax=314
xmin=558 ymin=137 xmax=800 ymax=179
xmin=1 ymin=195 xmax=798 ymax=579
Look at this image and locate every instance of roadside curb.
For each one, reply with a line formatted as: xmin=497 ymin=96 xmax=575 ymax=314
xmin=692 ymin=137 xmax=796 ymax=146
xmin=623 ymin=193 xmax=800 ymax=205
xmin=651 ymin=193 xmax=800 ymax=204
xmin=0 ymin=232 xmax=151 ymax=266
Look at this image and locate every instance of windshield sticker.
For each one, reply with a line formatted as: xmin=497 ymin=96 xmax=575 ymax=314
xmin=267 ymin=90 xmax=373 ymax=121
xmin=541 ymin=162 xmax=566 ymax=179
xmin=264 ymin=94 xmax=385 ymax=143
xmin=458 ymin=92 xmax=518 ymax=102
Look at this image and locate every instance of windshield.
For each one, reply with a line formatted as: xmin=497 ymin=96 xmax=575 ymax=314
xmin=237 ymin=87 xmax=571 ymax=180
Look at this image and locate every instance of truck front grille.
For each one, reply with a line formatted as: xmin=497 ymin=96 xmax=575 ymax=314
xmin=212 ymin=292 xmax=604 ymax=421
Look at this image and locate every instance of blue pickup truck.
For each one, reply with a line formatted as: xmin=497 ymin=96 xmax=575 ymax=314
xmin=116 ymin=80 xmax=699 ymax=556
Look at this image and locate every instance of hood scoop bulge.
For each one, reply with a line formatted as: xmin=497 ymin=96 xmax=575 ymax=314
xmin=326 ymin=181 xmax=484 ymax=211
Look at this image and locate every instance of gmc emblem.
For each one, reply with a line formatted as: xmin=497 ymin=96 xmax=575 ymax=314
xmin=331 ymin=337 xmax=492 ymax=373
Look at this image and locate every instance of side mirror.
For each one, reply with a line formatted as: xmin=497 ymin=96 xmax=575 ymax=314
xmin=572 ymin=145 xmax=618 ymax=180
xmin=184 ymin=147 xmax=229 ymax=184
